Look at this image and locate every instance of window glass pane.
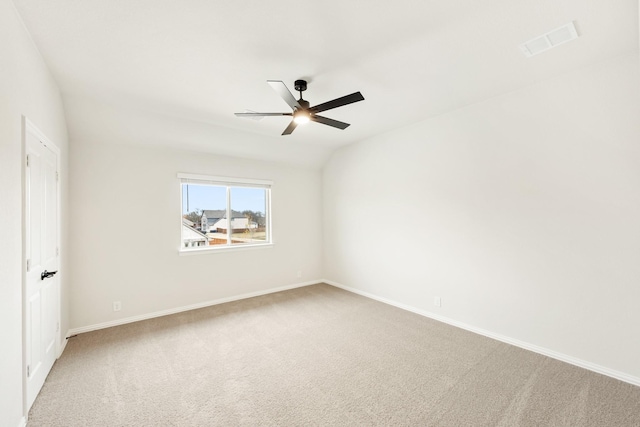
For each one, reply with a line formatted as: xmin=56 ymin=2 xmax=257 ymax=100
xmin=230 ymin=187 xmax=267 ymax=245
xmin=181 ymin=184 xmax=227 ymax=247
xmin=180 ymin=177 xmax=271 ymax=251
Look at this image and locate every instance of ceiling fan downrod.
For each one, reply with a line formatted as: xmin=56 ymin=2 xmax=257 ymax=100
xmin=294 ymin=79 xmax=309 ymax=108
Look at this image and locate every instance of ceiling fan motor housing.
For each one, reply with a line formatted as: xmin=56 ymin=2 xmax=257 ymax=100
xmin=298 ymin=99 xmax=310 ymax=109
xmin=294 ymin=79 xmax=307 ymax=92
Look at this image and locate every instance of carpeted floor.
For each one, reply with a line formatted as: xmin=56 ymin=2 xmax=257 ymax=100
xmin=29 ymin=283 xmax=640 ymax=426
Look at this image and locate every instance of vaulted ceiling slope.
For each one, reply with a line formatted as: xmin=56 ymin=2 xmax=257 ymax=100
xmin=12 ymin=0 xmax=639 ymax=167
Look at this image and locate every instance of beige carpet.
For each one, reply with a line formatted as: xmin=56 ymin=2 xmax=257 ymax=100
xmin=29 ymin=283 xmax=640 ymax=426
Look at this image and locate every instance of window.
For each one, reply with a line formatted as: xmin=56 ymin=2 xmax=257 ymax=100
xmin=178 ymin=173 xmax=272 ymax=252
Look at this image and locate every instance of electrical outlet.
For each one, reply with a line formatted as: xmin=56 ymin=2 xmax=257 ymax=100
xmin=434 ymin=297 xmax=441 ymax=307
xmin=113 ymin=301 xmax=122 ymax=312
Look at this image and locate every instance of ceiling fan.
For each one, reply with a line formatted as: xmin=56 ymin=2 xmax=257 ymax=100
xmin=235 ymin=80 xmax=364 ymax=135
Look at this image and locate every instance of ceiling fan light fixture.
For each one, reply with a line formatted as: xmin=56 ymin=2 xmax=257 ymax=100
xmin=293 ymin=110 xmax=310 ymax=124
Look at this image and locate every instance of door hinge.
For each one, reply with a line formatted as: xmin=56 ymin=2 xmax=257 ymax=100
xmin=26 ymin=155 xmax=30 ymax=167
xmin=56 ymin=171 xmax=59 ymax=182
xmin=26 ymin=259 xmax=31 ymax=272
xmin=56 ymin=247 xmax=59 ymax=256
xmin=56 ymin=322 xmax=60 ymax=332
xmin=27 ymin=365 xmax=30 ymax=378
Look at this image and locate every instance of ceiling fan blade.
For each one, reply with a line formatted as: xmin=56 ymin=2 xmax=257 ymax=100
xmin=311 ymin=115 xmax=350 ymax=130
xmin=234 ymin=112 xmax=292 ymax=117
xmin=267 ymin=80 xmax=301 ymax=110
xmin=309 ymin=92 xmax=364 ymax=114
xmin=281 ymin=120 xmax=298 ymax=135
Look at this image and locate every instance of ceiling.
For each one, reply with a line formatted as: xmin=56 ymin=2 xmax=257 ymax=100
xmin=12 ymin=0 xmax=639 ymax=167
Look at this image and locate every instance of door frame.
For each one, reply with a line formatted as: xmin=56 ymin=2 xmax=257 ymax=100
xmin=22 ymin=116 xmax=63 ymax=417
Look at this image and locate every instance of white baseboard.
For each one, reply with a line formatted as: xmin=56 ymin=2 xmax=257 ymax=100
xmin=17 ymin=416 xmax=26 ymax=427
xmin=324 ymin=279 xmax=640 ymax=387
xmin=68 ymin=280 xmax=321 ymax=336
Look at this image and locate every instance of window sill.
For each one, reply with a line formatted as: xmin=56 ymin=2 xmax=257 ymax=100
xmin=179 ymin=242 xmax=274 ymax=256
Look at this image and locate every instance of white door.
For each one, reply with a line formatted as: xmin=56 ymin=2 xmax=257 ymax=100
xmin=25 ymin=122 xmax=60 ymax=410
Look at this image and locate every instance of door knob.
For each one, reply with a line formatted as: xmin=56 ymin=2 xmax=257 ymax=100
xmin=40 ymin=270 xmax=58 ymax=280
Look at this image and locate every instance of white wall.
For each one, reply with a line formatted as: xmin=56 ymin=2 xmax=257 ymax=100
xmin=323 ymin=53 xmax=640 ymax=380
xmin=0 ymin=1 xmax=69 ymax=425
xmin=69 ymin=141 xmax=323 ymax=329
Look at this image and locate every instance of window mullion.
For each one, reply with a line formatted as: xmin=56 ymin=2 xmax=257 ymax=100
xmin=226 ymin=186 xmax=231 ymax=245
xmin=266 ymin=189 xmax=271 ymax=242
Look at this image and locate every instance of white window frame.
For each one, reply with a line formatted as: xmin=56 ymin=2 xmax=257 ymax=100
xmin=178 ymin=173 xmax=273 ymax=254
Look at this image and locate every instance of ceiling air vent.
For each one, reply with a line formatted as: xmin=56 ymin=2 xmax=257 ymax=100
xmin=519 ymin=22 xmax=579 ymax=57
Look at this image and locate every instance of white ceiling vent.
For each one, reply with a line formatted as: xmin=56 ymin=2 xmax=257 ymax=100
xmin=519 ymin=22 xmax=579 ymax=57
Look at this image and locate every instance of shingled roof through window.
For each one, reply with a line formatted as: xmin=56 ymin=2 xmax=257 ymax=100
xmin=201 ymin=209 xmax=246 ymax=219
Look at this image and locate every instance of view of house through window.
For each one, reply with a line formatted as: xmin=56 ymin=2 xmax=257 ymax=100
xmin=179 ymin=174 xmax=271 ymax=250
